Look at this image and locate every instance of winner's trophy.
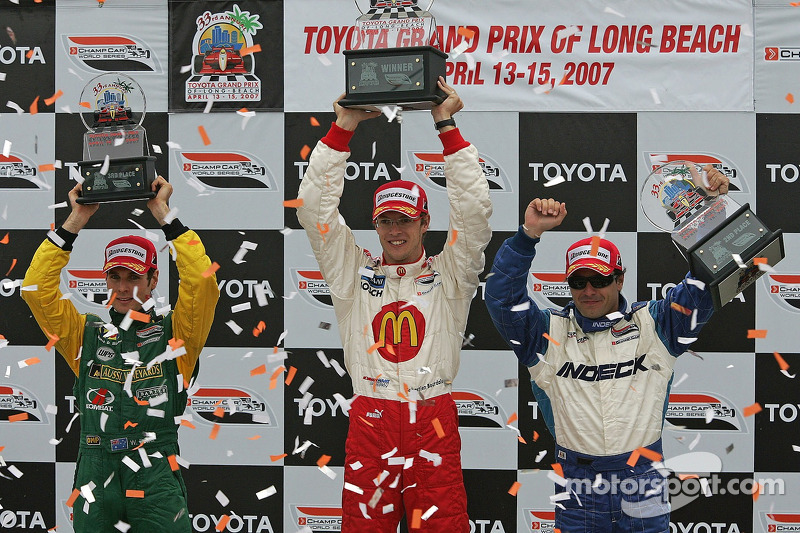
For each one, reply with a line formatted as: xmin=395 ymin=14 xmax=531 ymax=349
xmin=76 ymin=73 xmax=156 ymax=204
xmin=339 ymin=0 xmax=447 ymax=111
xmin=641 ymin=161 xmax=784 ymax=309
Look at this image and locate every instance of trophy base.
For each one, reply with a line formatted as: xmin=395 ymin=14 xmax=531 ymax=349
xmin=76 ymin=156 xmax=157 ymax=205
xmin=681 ymin=203 xmax=786 ymax=309
xmin=341 ymin=45 xmax=448 ymax=111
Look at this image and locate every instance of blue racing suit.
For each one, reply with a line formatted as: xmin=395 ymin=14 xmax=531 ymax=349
xmin=485 ymin=228 xmax=715 ymax=533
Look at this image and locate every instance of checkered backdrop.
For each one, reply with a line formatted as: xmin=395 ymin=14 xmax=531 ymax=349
xmin=1 ymin=1 xmax=799 ymax=532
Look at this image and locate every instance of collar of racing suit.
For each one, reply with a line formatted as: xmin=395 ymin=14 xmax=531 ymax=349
xmin=108 ymin=306 xmax=160 ymax=327
xmin=563 ymin=295 xmax=628 ymax=332
xmin=377 ymin=251 xmax=429 ymax=279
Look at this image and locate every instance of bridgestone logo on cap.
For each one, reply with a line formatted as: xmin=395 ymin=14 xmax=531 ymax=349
xmin=568 ymin=245 xmax=612 ymax=265
xmin=376 ymin=188 xmax=419 ymax=206
xmin=107 ymin=244 xmax=147 ymax=262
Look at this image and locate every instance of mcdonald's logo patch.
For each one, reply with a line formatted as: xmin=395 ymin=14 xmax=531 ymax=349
xmin=372 ymin=302 xmax=425 ymax=363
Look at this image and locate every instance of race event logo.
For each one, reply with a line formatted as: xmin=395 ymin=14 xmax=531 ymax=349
xmin=62 ymin=34 xmax=161 ymax=73
xmin=187 ymin=386 xmax=276 ymax=425
xmin=453 ymin=389 xmax=507 ymax=428
xmin=406 ymin=150 xmax=511 ymax=191
xmin=185 ymin=5 xmax=262 ymax=102
xmin=372 ymin=303 xmax=425 ymax=363
xmin=528 ymin=271 xmax=571 ymax=310
xmin=289 ymin=505 xmax=342 ymax=532
xmin=293 ymin=269 xmax=333 ymax=308
xmin=175 ymin=151 xmax=275 ymax=190
xmin=63 ymin=268 xmax=109 ymax=307
xmin=644 ymin=152 xmax=747 ymax=194
xmin=523 ymin=509 xmax=556 ymax=532
xmin=0 ymin=385 xmax=46 ymax=423
xmin=761 ymin=512 xmax=800 ymax=532
xmin=765 ymin=47 xmax=800 ymax=61
xmin=767 ymin=274 xmax=800 ymax=313
xmin=0 ymin=153 xmax=46 ymax=189
xmin=666 ymin=392 xmax=743 ymax=432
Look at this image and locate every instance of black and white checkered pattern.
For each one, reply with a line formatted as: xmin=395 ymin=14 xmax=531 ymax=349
xmin=366 ymin=0 xmax=426 ymax=20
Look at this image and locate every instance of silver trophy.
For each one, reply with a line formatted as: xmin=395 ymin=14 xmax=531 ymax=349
xmin=339 ymin=0 xmax=447 ymax=111
xmin=641 ymin=160 xmax=784 ymax=309
xmin=76 ymin=73 xmax=156 ymax=204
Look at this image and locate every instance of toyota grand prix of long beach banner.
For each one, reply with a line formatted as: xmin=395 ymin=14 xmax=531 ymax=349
xmin=284 ymin=0 xmax=753 ymax=112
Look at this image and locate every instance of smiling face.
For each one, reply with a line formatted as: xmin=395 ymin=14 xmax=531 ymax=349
xmin=106 ymin=266 xmax=158 ymax=314
xmin=568 ymin=268 xmax=624 ymax=319
xmin=374 ymin=211 xmax=429 ymax=265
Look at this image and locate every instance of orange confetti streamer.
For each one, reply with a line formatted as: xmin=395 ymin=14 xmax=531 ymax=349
xmin=367 ymin=340 xmax=385 ymax=354
xmin=457 ymin=26 xmax=476 ymax=39
xmin=105 ymin=292 xmax=117 ymax=309
xmin=26 ymin=49 xmax=34 ymax=59
xmin=44 ymin=90 xmax=63 ymax=106
xmin=126 ymin=489 xmax=145 ymax=498
xmin=187 ymin=239 xmax=200 ymax=245
xmin=180 ymin=419 xmax=196 ymax=429
xmin=38 ymin=163 xmax=55 ymax=172
xmin=215 ymin=515 xmax=230 ymax=532
xmin=248 ymin=435 xmax=261 ymax=440
xmin=202 ymin=262 xmax=220 ymax=278
xmin=79 ymin=101 xmax=92 ymax=109
xmin=743 ymin=403 xmax=762 ymax=417
xmin=626 ymin=450 xmax=641 ymax=467
xmin=283 ymin=198 xmax=304 ymax=208
xmin=133 ymin=397 xmax=149 ymax=406
xmin=128 ymin=310 xmax=150 ymax=323
xmin=358 ymin=415 xmax=375 ymax=427
xmin=678 ymin=473 xmax=699 ymax=481
xmin=240 ymin=44 xmax=262 ymax=56
xmin=168 ymin=455 xmax=180 ymax=471
xmin=670 ymin=302 xmax=692 ymax=315
xmin=0 ymin=233 xmax=9 ymax=244
xmin=300 ymin=145 xmax=311 ymax=160
xmin=213 ymin=406 xmax=225 ymax=418
xmin=517 ymin=435 xmax=526 ymax=444
xmin=209 ymin=423 xmax=220 ymax=440
xmin=253 ymin=320 xmax=266 ymax=337
xmin=747 ymin=329 xmax=767 ymax=339
xmin=250 ymin=364 xmax=267 ymax=376
xmin=285 ymin=366 xmax=297 ymax=385
xmin=23 ymin=357 xmax=41 ymax=366
xmin=773 ymin=352 xmax=790 ymax=371
xmin=198 ymin=125 xmax=211 ymax=146
xmin=589 ymin=235 xmax=600 ymax=256
xmin=317 ymin=454 xmax=332 ymax=467
xmin=752 ymin=482 xmax=761 ymax=501
xmin=5 ymin=258 xmax=17 ymax=276
xmin=66 ymin=488 xmax=80 ymax=508
xmin=317 ymin=222 xmax=330 ymax=235
xmin=753 ymin=257 xmax=767 ymax=265
xmin=788 ymin=93 xmax=796 ymax=104
xmin=410 ymin=508 xmax=422 ymax=530
xmin=508 ymin=481 xmax=521 ymax=496
xmin=551 ymin=463 xmax=564 ymax=479
xmin=542 ymin=332 xmax=560 ymax=346
xmin=310 ymin=116 xmax=320 ymax=126
xmin=238 ymin=107 xmax=249 ymax=114
xmin=169 ymin=338 xmax=185 ymax=350
xmin=270 ymin=366 xmax=286 ymax=381
xmin=431 ymin=417 xmax=445 ymax=439
xmin=533 ymin=431 xmax=539 ymax=442
xmin=45 ymin=333 xmax=59 ymax=351
xmin=270 ymin=453 xmax=288 ymax=462
xmin=9 ymin=413 xmax=29 ymax=422
xmin=448 ymin=229 xmax=458 ymax=246
xmin=124 ymin=420 xmax=138 ymax=429
xmin=637 ymin=447 xmax=662 ymax=462
xmin=506 ymin=412 xmax=518 ymax=425
xmin=30 ymin=95 xmax=40 ymax=114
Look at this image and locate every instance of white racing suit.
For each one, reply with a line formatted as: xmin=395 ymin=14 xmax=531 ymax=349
xmin=297 ymin=123 xmax=492 ymax=532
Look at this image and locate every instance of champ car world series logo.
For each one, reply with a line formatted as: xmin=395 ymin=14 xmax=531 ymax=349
xmin=175 ymin=151 xmax=276 ymax=190
xmin=62 ymin=34 xmax=161 ymax=73
xmin=63 ymin=268 xmax=109 ymax=308
xmin=665 ymin=392 xmax=744 ymax=432
xmin=0 ymin=153 xmax=47 ymax=189
xmin=0 ymin=385 xmax=47 ymax=423
xmin=767 ymin=274 xmax=800 ymax=313
xmin=185 ymin=5 xmax=262 ymax=102
xmin=406 ymin=150 xmax=512 ymax=192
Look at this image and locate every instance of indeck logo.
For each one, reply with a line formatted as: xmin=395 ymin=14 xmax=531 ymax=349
xmin=175 ymin=151 xmax=276 ymax=190
xmin=556 ymin=354 xmax=648 ymax=382
xmin=62 ymin=34 xmax=161 ymax=72
xmin=406 ymin=150 xmax=511 ymax=191
xmin=644 ymin=152 xmax=747 ymax=194
xmin=372 ymin=302 xmax=425 ymax=363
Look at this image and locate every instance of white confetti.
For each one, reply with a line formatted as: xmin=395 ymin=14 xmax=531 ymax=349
xmin=7 ymin=464 xmax=23 ymax=478
xmin=704 ymin=408 xmax=715 ymax=424
xmin=421 ymin=506 xmax=438 ymax=520
xmin=180 ymin=64 xmax=192 ymax=74
xmin=48 ymin=201 xmax=68 ymax=210
xmin=6 ymin=101 xmax=24 ymax=113
xmin=673 ymin=373 xmax=688 ymax=388
xmin=256 ymin=486 xmax=277 ymax=500
xmin=121 ymin=456 xmax=140 ymax=472
xmin=604 ymin=6 xmax=626 ymax=17
xmin=650 ymin=88 xmax=662 ymax=105
xmin=606 ymin=311 xmax=624 ymax=320
xmin=226 ymin=320 xmax=243 ymax=335
xmin=166 ymin=141 xmax=182 ymax=150
xmin=686 ymin=278 xmax=706 ymax=290
xmin=510 ymin=302 xmax=530 ymax=312
xmin=203 ymin=100 xmax=213 ymax=114
xmin=382 ymin=504 xmax=394 ymax=514
xmin=231 ymin=302 xmax=251 ymax=313
xmin=99 ymin=154 xmax=110 ymax=175
xmin=344 ymin=482 xmax=364 ymax=494
xmin=316 ymin=350 xmax=331 ymax=368
xmin=543 ymin=176 xmax=566 ymax=187
xmin=535 ymin=449 xmax=547 ymax=462
xmin=215 ymin=490 xmax=230 ymax=507
xmin=317 ymin=54 xmax=332 ymax=67
xmin=114 ymin=130 xmax=126 ymax=147
xmin=677 ymin=337 xmax=698 ymax=345
xmin=688 ymin=433 xmax=701 ymax=450
xmin=582 ymin=217 xmax=594 ymax=234
xmin=318 ymin=465 xmax=337 ymax=479
xmin=114 ymin=521 xmax=131 ymax=532
xmin=2 ymin=140 xmax=10 ymax=157
xmin=448 ymin=40 xmax=470 ymax=60
xmin=329 ymin=358 xmax=346 ymax=377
